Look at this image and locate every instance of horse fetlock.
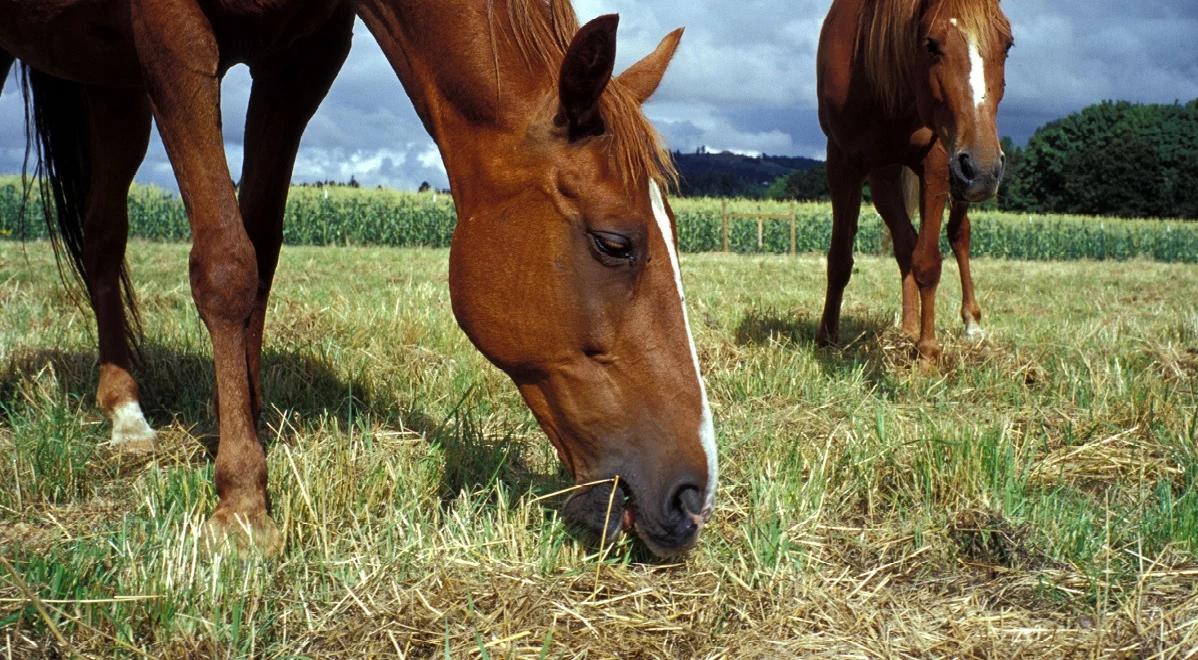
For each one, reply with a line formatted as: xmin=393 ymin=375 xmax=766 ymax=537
xmin=917 ymin=338 xmax=942 ymax=362
xmin=96 ymin=365 xmax=157 ymax=451
xmin=97 ymin=363 xmax=140 ymax=411
xmin=815 ymin=322 xmax=838 ymax=347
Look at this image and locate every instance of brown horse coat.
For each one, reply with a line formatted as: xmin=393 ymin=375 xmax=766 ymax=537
xmin=816 ymin=0 xmax=1013 ymax=359
xmin=1 ymin=0 xmax=716 ymax=557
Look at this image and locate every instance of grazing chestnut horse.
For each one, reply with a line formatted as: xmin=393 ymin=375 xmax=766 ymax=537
xmin=0 ymin=0 xmax=716 ymax=557
xmin=816 ymin=0 xmax=1012 ymax=359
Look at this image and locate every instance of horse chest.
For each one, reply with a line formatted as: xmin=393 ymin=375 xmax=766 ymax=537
xmin=205 ymin=0 xmax=347 ymax=67
xmin=825 ymin=101 xmax=931 ymax=166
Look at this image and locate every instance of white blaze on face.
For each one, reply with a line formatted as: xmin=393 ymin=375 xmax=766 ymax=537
xmin=649 ymin=179 xmax=718 ymax=517
xmin=966 ymin=33 xmax=988 ymax=112
xmin=950 ymin=19 xmax=989 ymax=114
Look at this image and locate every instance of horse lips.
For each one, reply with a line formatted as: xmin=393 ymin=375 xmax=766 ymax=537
xmin=561 ymin=481 xmax=633 ymax=543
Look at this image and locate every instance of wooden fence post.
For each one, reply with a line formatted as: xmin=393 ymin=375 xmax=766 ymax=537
xmin=721 ymin=199 xmax=729 ymax=252
xmin=756 ymin=215 xmax=764 ymax=250
xmin=789 ymin=202 xmax=797 ymax=256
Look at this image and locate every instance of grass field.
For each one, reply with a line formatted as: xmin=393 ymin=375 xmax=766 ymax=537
xmin=2 ymin=240 xmax=1197 ymax=657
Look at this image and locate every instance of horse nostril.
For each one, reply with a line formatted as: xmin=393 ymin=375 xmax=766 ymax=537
xmin=957 ymin=152 xmax=977 ymax=180
xmin=670 ymin=483 xmax=705 ymax=519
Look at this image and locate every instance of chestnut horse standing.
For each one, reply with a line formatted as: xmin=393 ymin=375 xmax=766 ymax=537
xmin=0 ymin=0 xmax=716 ymax=557
xmin=816 ymin=0 xmax=1012 ymax=360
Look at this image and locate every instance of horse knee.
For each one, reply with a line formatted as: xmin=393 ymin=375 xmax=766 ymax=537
xmin=911 ymin=255 xmax=942 ymax=288
xmin=189 ymin=238 xmax=258 ymax=323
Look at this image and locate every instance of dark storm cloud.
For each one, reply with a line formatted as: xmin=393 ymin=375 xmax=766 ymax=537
xmin=997 ymin=0 xmax=1198 ymax=141
xmin=2 ymin=0 xmax=1196 ymax=189
xmin=600 ymin=0 xmax=1198 ymax=158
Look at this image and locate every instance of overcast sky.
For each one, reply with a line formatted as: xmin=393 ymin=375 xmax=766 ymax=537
xmin=2 ymin=0 xmax=1197 ymax=191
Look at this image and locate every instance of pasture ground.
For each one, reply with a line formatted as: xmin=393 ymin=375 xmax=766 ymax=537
xmin=1 ymin=241 xmax=1196 ymax=657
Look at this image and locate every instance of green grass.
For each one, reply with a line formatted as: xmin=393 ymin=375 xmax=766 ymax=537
xmin=2 ymin=241 xmax=1197 ymax=656
xmin=3 ymin=177 xmax=1198 ymax=262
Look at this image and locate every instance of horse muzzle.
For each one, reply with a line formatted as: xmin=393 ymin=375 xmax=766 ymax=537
xmin=949 ymin=150 xmax=1004 ymax=203
xmin=561 ymin=472 xmax=708 ymax=557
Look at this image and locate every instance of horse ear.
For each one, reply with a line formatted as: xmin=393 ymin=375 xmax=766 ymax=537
xmin=559 ymin=14 xmax=619 ymax=141
xmin=617 ymin=28 xmax=684 ymax=104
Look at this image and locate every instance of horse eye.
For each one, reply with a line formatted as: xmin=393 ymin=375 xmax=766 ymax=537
xmin=589 ymin=231 xmax=635 ymax=263
xmin=1004 ymin=39 xmax=1015 ymax=54
xmin=926 ymin=38 xmax=943 ymax=57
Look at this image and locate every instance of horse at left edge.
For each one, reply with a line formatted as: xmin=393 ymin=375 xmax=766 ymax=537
xmin=0 ymin=0 xmax=717 ymax=557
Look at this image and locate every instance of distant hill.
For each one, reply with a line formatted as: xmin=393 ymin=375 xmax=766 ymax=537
xmin=673 ymin=150 xmax=822 ymax=198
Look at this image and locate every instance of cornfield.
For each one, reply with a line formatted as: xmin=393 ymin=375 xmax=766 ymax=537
xmin=2 ymin=179 xmax=1196 ymax=262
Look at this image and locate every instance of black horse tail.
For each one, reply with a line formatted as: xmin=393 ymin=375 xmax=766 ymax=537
xmin=0 ymin=50 xmax=13 ymax=91
xmin=18 ymin=62 xmax=142 ymax=362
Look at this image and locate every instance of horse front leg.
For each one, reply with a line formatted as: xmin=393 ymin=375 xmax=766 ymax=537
xmin=131 ymin=0 xmax=277 ymax=555
xmin=815 ymin=142 xmax=865 ymax=347
xmin=912 ymin=147 xmax=950 ymax=362
xmin=947 ymin=200 xmax=984 ymax=340
xmin=238 ymin=10 xmax=353 ymax=421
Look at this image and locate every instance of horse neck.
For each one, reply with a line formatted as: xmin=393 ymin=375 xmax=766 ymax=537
xmin=355 ymin=0 xmax=554 ymax=210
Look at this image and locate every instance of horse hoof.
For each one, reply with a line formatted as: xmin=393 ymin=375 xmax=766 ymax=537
xmin=107 ymin=402 xmax=158 ymax=454
xmin=202 ymin=510 xmax=282 ymax=558
xmin=106 ymin=432 xmax=158 ymax=456
xmin=963 ymin=322 xmax=986 ymax=342
xmin=917 ymin=340 xmax=942 ymax=362
xmin=815 ymin=328 xmax=837 ymax=347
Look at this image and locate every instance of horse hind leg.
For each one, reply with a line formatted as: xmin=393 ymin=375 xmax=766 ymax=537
xmin=869 ymin=166 xmax=920 ymax=340
xmin=24 ymin=67 xmax=156 ymax=449
xmin=82 ymin=85 xmax=156 ymax=450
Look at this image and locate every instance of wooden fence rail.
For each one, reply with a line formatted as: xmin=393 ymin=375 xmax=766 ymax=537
xmin=720 ymin=200 xmax=800 ymax=254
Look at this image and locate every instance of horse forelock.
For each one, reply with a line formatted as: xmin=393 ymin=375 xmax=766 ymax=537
xmin=861 ymin=0 xmax=1011 ymax=117
xmin=499 ymin=0 xmax=678 ymax=191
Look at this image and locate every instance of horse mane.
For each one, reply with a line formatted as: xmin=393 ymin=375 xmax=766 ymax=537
xmin=861 ymin=0 xmax=1011 ymax=117
xmin=502 ymin=0 xmax=678 ymax=190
